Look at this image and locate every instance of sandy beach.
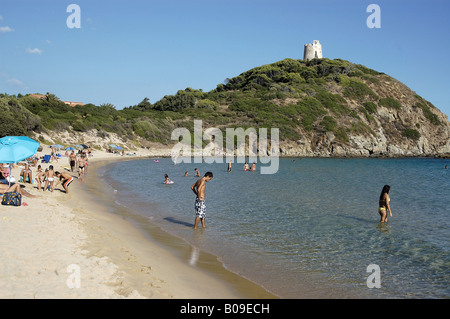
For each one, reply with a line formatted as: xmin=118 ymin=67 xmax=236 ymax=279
xmin=0 ymin=148 xmax=276 ymax=299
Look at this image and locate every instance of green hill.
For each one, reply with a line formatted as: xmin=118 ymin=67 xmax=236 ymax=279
xmin=1 ymin=58 xmax=449 ymax=157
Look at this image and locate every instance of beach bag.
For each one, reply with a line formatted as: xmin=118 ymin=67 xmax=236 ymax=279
xmin=1 ymin=192 xmax=22 ymax=206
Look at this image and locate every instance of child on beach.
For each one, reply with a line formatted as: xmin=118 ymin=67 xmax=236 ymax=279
xmin=35 ymin=165 xmax=45 ymax=190
xmin=54 ymin=171 xmax=74 ymax=194
xmin=44 ymin=165 xmax=55 ymax=192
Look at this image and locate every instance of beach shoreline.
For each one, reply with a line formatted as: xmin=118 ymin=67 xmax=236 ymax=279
xmin=0 ymin=150 xmax=277 ymax=299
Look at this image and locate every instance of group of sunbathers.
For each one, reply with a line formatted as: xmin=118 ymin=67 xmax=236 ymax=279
xmin=0 ymin=156 xmax=75 ymax=197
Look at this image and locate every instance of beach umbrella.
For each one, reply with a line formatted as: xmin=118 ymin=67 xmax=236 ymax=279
xmin=65 ymin=147 xmax=75 ymax=151
xmin=50 ymin=144 xmax=64 ymax=150
xmin=0 ymin=136 xmax=40 ymax=186
xmin=0 ymin=136 xmax=40 ymax=164
xmin=109 ymin=144 xmax=123 ymax=150
xmin=74 ymin=144 xmax=88 ymax=149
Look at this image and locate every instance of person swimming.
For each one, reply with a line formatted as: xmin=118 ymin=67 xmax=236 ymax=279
xmin=164 ymin=174 xmax=173 ymax=184
xmin=378 ymin=185 xmax=392 ymax=223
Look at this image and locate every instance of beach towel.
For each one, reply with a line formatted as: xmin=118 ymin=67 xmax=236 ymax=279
xmin=41 ymin=155 xmax=51 ymax=163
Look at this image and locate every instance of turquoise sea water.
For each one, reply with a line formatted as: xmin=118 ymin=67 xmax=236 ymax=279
xmin=99 ymin=157 xmax=449 ymax=298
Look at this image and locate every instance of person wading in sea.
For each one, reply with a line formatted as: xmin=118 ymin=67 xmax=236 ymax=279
xmin=191 ymin=172 xmax=213 ymax=229
xmin=378 ymin=185 xmax=393 ymax=223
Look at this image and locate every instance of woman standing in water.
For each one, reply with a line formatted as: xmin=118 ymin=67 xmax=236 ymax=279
xmin=378 ymin=185 xmax=392 ymax=223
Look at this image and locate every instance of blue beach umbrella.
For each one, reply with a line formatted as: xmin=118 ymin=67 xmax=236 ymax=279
xmin=0 ymin=136 xmax=40 ymax=164
xmin=50 ymin=144 xmax=64 ymax=150
xmin=109 ymin=144 xmax=123 ymax=150
xmin=0 ymin=136 xmax=40 ymax=186
xmin=65 ymin=147 xmax=75 ymax=151
xmin=74 ymin=144 xmax=89 ymax=149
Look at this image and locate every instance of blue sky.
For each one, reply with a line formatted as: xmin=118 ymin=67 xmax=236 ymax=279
xmin=1 ymin=0 xmax=449 ymax=117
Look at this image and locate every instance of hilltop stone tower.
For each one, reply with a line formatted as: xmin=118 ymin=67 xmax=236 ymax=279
xmin=303 ymin=40 xmax=323 ymax=61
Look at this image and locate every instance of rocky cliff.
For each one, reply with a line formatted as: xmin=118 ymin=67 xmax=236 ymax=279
xmin=279 ymin=75 xmax=450 ymax=157
xmin=215 ymin=58 xmax=450 ymax=158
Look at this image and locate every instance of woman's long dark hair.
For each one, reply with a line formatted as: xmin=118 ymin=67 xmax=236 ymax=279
xmin=379 ymin=185 xmax=390 ymax=201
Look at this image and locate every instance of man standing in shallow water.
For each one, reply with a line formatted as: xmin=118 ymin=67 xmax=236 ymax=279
xmin=191 ymin=172 xmax=213 ymax=229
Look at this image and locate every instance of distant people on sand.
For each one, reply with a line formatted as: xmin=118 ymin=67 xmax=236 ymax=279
xmin=191 ymin=172 xmax=213 ymax=229
xmin=378 ymin=185 xmax=393 ymax=223
xmin=50 ymin=146 xmax=59 ymax=163
xmin=78 ymin=154 xmax=87 ymax=181
xmin=69 ymin=151 xmax=77 ymax=172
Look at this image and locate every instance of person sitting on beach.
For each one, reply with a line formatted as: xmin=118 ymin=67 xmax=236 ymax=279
xmin=20 ymin=163 xmax=33 ymax=184
xmin=0 ymin=183 xmax=36 ymax=198
xmin=194 ymin=168 xmax=200 ymax=177
xmin=0 ymin=164 xmax=7 ymax=182
xmin=43 ymin=165 xmax=56 ymax=192
xmin=54 ymin=171 xmax=74 ymax=194
xmin=26 ymin=156 xmax=38 ymax=167
xmin=1 ymin=164 xmax=9 ymax=179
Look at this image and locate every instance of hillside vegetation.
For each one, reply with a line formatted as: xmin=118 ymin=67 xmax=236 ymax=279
xmin=1 ymin=58 xmax=449 ymax=157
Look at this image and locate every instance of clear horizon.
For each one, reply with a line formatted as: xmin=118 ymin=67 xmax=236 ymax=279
xmin=1 ymin=0 xmax=449 ymax=117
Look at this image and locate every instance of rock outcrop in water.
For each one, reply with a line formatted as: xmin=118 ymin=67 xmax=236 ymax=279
xmin=216 ymin=59 xmax=450 ymax=158
xmin=278 ymin=74 xmax=450 ymax=158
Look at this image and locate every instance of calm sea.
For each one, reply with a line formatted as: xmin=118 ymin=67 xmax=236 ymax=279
xmin=98 ymin=157 xmax=449 ymax=298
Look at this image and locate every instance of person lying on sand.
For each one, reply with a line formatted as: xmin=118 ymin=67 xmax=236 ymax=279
xmin=0 ymin=183 xmax=36 ymax=198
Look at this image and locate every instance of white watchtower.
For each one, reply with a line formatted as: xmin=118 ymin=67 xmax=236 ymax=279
xmin=303 ymin=40 xmax=323 ymax=61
